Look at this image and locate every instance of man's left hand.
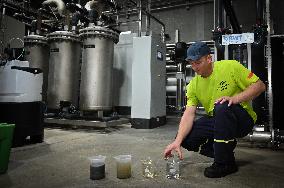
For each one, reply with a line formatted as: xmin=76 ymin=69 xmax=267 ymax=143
xmin=215 ymin=96 xmax=239 ymax=106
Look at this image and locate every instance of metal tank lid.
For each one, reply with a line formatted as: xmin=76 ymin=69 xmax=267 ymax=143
xmin=79 ymin=26 xmax=119 ymax=43
xmin=47 ymin=31 xmax=81 ymax=43
xmin=24 ymin=35 xmax=48 ymax=45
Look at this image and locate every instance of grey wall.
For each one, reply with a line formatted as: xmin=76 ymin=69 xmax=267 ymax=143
xmin=151 ymin=3 xmax=214 ymax=43
xmin=118 ymin=2 xmax=214 ymax=43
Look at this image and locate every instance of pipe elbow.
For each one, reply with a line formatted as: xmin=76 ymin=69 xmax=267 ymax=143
xmin=85 ymin=0 xmax=97 ymax=10
xmin=42 ymin=0 xmax=65 ymax=15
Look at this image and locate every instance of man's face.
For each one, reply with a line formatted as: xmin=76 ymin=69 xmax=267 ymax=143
xmin=187 ymin=55 xmax=212 ymax=77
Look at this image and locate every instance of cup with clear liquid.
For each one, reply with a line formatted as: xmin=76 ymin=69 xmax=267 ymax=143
xmin=141 ymin=157 xmax=158 ymax=178
xmin=165 ymin=155 xmax=181 ymax=179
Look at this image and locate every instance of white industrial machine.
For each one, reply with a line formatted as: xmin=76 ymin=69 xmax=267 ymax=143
xmin=131 ymin=35 xmax=166 ymax=129
xmin=113 ymin=33 xmax=137 ymax=114
xmin=0 ymin=60 xmax=42 ymax=102
xmin=0 ymin=60 xmax=44 ymax=147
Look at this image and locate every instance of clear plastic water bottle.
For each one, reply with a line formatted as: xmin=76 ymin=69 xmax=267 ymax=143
xmin=166 ymin=154 xmax=180 ymax=179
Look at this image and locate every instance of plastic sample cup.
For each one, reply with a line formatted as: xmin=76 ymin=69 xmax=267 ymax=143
xmin=141 ymin=157 xmax=157 ymax=178
xmin=89 ymin=155 xmax=106 ymax=180
xmin=114 ymin=155 xmax=132 ymax=179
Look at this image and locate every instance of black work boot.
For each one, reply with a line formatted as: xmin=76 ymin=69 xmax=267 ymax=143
xmin=204 ymin=162 xmax=238 ymax=178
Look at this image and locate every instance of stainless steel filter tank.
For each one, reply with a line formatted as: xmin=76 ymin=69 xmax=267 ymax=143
xmin=79 ymin=26 xmax=119 ymax=111
xmin=24 ymin=35 xmax=49 ymax=101
xmin=47 ymin=31 xmax=81 ymax=110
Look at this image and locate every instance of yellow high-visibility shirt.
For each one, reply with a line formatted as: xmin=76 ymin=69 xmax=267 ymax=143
xmin=186 ymin=60 xmax=259 ymax=123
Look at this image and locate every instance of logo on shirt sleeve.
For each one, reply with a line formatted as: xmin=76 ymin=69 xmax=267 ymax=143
xmin=247 ymin=72 xmax=254 ymax=79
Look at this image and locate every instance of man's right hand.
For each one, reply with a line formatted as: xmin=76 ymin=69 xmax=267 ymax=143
xmin=163 ymin=106 xmax=196 ymax=161
xmin=163 ymin=141 xmax=183 ymax=160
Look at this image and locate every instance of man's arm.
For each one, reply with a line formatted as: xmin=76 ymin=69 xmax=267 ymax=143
xmin=164 ymin=105 xmax=197 ymax=159
xmin=175 ymin=106 xmax=197 ymax=144
xmin=216 ymin=80 xmax=266 ymax=106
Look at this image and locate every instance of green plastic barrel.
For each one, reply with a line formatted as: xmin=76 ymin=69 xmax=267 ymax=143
xmin=0 ymin=123 xmax=15 ymax=174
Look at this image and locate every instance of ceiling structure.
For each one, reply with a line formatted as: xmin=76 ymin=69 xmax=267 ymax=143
xmin=0 ymin=0 xmax=213 ymax=17
xmin=24 ymin=0 xmax=213 ymax=12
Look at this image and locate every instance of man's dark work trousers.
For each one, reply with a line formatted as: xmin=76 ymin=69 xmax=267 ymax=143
xmin=181 ymin=102 xmax=254 ymax=164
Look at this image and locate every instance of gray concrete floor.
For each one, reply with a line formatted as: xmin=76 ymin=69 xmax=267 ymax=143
xmin=1 ymin=117 xmax=284 ymax=188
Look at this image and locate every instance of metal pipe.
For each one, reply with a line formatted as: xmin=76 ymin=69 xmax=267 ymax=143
xmin=166 ymin=65 xmax=177 ymax=72
xmin=166 ymin=65 xmax=193 ymax=72
xmin=166 ymin=85 xmax=177 ymax=93
xmin=253 ymin=124 xmax=266 ymax=132
xmin=222 ymin=0 xmax=241 ymax=33
xmin=150 ymin=0 xmax=213 ymax=12
xmin=145 ymin=0 xmax=151 ymax=36
xmin=217 ymin=0 xmax=224 ymax=28
xmin=36 ymin=10 xmax=43 ymax=35
xmin=176 ymin=63 xmax=185 ymax=111
xmin=138 ymin=0 xmax=142 ymax=37
xmin=242 ymin=129 xmax=284 ymax=148
xmin=105 ymin=0 xmax=213 ymax=16
xmin=266 ymin=0 xmax=273 ymax=133
xmin=176 ymin=77 xmax=184 ymax=110
xmin=225 ymin=45 xmax=229 ymax=60
xmin=118 ymin=19 xmax=141 ymax=25
xmin=129 ymin=0 xmax=165 ymax=40
xmin=213 ymin=0 xmax=219 ymax=62
xmin=256 ymin=0 xmax=264 ymax=24
xmin=214 ymin=0 xmax=216 ymax=29
xmin=243 ymin=131 xmax=271 ymax=142
xmin=106 ymin=19 xmax=141 ymax=28
xmin=186 ymin=64 xmax=192 ymax=69
xmin=247 ymin=43 xmax=252 ymax=71
xmin=167 ymin=77 xmax=177 ymax=86
xmin=144 ymin=12 xmax=164 ymax=30
xmin=175 ymin=29 xmax=180 ymax=43
xmin=166 ymin=41 xmax=215 ymax=47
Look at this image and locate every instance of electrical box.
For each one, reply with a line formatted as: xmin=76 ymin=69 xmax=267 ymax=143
xmin=0 ymin=60 xmax=44 ymax=147
xmin=131 ymin=35 xmax=166 ymax=129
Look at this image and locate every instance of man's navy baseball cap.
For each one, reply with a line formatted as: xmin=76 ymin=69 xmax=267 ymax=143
xmin=185 ymin=41 xmax=210 ymax=61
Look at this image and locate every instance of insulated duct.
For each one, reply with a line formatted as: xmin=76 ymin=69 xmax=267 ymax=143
xmin=42 ymin=0 xmax=65 ymax=15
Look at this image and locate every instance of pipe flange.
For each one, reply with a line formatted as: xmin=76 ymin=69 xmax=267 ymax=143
xmin=271 ymin=129 xmax=283 ymax=149
xmin=24 ymin=35 xmax=48 ymax=46
xmin=47 ymin=31 xmax=81 ymax=43
xmin=271 ymin=128 xmax=275 ymax=145
xmin=79 ymin=26 xmax=119 ymax=43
